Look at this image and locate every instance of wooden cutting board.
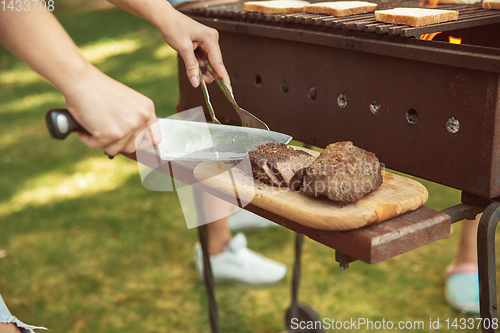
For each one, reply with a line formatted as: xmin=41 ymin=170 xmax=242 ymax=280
xmin=193 ymin=147 xmax=428 ymax=231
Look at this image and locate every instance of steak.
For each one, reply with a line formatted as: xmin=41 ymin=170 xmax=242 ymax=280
xmin=249 ymin=142 xmax=315 ymax=190
xmin=301 ymin=141 xmax=383 ymax=203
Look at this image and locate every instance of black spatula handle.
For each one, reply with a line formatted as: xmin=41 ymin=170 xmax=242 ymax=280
xmin=45 ymin=109 xmax=89 ymax=140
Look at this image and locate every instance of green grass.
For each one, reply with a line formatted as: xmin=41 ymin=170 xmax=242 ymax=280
xmin=0 ymin=2 xmax=498 ymax=333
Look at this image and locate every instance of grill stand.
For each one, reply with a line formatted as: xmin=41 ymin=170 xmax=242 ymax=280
xmin=193 ymin=187 xmax=221 ymax=333
xmin=477 ymin=202 xmax=500 ymax=332
xmin=284 ymin=233 xmax=324 ymax=333
xmin=460 ymin=193 xmax=500 ymax=332
xmin=290 ymin=233 xmax=303 ymax=325
xmin=194 ymin=193 xmax=498 ymax=333
xmin=198 ymin=223 xmax=220 ymax=333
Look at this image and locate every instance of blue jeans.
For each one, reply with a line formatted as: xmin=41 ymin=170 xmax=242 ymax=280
xmin=0 ymin=295 xmax=47 ymax=333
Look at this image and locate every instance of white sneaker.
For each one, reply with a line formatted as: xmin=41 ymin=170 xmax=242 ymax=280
xmin=195 ymin=233 xmax=287 ymax=285
xmin=229 ymin=209 xmax=279 ymax=231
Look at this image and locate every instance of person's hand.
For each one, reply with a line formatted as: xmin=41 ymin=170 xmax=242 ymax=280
xmin=0 ymin=323 xmax=22 ymax=333
xmin=104 ymin=0 xmax=231 ymax=89
xmin=0 ymin=9 xmax=160 ymax=156
xmin=160 ymin=10 xmax=232 ymax=91
xmin=63 ymin=63 xmax=160 ymax=156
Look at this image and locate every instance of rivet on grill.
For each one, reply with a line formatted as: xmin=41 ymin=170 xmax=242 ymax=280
xmin=308 ymin=87 xmax=317 ymax=100
xmin=406 ymin=109 xmax=418 ymax=124
xmin=337 ymin=93 xmax=347 ymax=108
xmin=232 ymin=71 xmax=239 ymax=83
xmin=370 ymin=100 xmax=381 ymax=115
xmin=447 ymin=117 xmax=460 ymax=133
xmin=254 ymin=75 xmax=262 ymax=88
xmin=280 ymin=80 xmax=289 ymax=93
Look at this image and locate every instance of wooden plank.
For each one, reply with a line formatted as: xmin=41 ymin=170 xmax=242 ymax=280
xmin=193 ymin=147 xmax=429 ymax=231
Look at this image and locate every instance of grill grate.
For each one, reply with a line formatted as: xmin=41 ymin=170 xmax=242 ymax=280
xmin=186 ymin=1 xmax=500 ymax=37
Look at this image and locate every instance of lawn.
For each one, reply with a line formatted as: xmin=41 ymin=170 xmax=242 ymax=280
xmin=0 ymin=1 xmax=497 ymax=332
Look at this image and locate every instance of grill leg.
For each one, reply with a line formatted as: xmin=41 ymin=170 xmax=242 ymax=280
xmin=194 ymin=188 xmax=219 ymax=333
xmin=477 ymin=202 xmax=500 ymax=333
xmin=198 ymin=224 xmax=220 ymax=333
xmin=285 ymin=233 xmax=324 ymax=333
xmin=291 ymin=233 xmax=304 ymax=323
xmin=285 ymin=232 xmax=304 ymax=333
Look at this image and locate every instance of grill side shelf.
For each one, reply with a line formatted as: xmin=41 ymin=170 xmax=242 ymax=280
xmin=183 ymin=2 xmax=500 ymax=38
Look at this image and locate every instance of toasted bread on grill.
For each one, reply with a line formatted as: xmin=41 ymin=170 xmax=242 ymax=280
xmin=434 ymin=0 xmax=480 ymax=4
xmin=304 ymin=1 xmax=377 ymax=17
xmin=244 ymin=0 xmax=310 ymax=14
xmin=484 ymin=0 xmax=500 ymax=9
xmin=374 ymin=7 xmax=458 ymax=27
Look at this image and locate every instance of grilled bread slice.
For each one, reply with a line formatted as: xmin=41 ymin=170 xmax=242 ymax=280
xmin=244 ymin=0 xmax=310 ymax=14
xmin=434 ymin=0 xmax=480 ymax=4
xmin=483 ymin=0 xmax=500 ymax=9
xmin=304 ymin=1 xmax=377 ymax=17
xmin=375 ymin=7 xmax=458 ymax=27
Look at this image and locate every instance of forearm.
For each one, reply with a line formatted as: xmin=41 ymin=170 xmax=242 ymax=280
xmin=0 ymin=10 xmax=88 ymax=96
xmin=108 ymin=0 xmax=231 ymax=88
xmin=0 ymin=8 xmax=159 ymax=155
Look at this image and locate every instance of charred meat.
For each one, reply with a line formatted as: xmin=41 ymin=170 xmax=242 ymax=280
xmin=301 ymin=141 xmax=383 ymax=203
xmin=249 ymin=142 xmax=315 ymax=190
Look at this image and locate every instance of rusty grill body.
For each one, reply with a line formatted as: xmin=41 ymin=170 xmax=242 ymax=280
xmin=172 ymin=3 xmax=500 ymax=331
xmin=178 ymin=1 xmax=500 ymax=199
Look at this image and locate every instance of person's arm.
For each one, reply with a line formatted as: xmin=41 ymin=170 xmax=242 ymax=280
xmin=107 ymin=0 xmax=231 ymax=90
xmin=0 ymin=10 xmax=158 ymax=156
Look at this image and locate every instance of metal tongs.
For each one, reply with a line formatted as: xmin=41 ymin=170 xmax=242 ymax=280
xmin=197 ymin=54 xmax=269 ymax=130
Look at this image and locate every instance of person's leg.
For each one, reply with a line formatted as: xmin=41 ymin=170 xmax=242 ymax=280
xmin=0 ymin=323 xmax=22 ymax=333
xmin=453 ymin=215 xmax=479 ymax=266
xmin=206 ymin=218 xmax=231 ymax=255
xmin=197 ymin=190 xmax=232 ymax=255
xmin=195 ymin=192 xmax=287 ymax=285
xmin=445 ymin=214 xmax=480 ymax=313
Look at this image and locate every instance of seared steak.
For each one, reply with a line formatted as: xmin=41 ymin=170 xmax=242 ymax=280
xmin=301 ymin=141 xmax=383 ymax=203
xmin=249 ymin=142 xmax=315 ymax=190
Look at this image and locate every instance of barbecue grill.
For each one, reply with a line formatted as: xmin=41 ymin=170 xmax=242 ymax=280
xmin=171 ymin=1 xmax=500 ymax=332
